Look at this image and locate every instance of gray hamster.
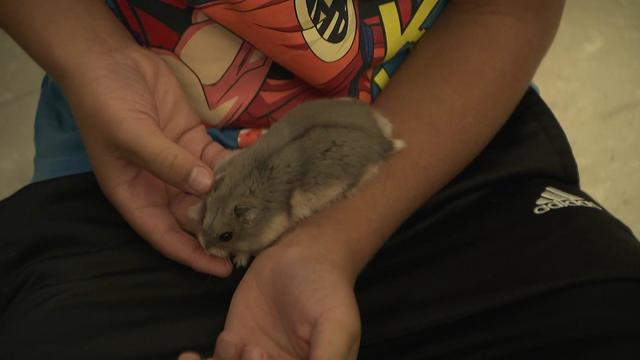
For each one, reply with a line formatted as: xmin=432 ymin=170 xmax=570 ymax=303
xmin=199 ymin=98 xmax=405 ymax=267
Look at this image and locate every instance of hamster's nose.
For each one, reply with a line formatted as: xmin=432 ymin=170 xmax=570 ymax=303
xmin=218 ymin=232 xmax=233 ymax=242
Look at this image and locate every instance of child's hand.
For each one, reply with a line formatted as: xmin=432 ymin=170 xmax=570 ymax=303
xmin=61 ymin=46 xmax=232 ymax=276
xmin=181 ymin=228 xmax=361 ymax=360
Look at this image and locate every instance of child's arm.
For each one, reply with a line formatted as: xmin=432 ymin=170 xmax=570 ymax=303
xmin=282 ymin=0 xmax=566 ymax=275
xmin=0 ymin=0 xmax=135 ymax=86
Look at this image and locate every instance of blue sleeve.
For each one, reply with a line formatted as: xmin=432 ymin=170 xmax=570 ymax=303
xmin=32 ymin=76 xmax=92 ymax=182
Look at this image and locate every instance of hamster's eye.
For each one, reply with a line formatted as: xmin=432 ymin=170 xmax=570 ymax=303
xmin=219 ymin=232 xmax=233 ymax=242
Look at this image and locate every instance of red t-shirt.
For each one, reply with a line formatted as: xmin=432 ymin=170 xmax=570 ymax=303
xmin=109 ymin=0 xmax=446 ymax=146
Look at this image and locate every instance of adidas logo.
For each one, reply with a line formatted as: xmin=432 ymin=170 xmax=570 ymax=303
xmin=533 ymin=187 xmax=602 ymax=214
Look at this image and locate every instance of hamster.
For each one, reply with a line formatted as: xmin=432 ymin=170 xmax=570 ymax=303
xmin=199 ymin=98 xmax=405 ymax=267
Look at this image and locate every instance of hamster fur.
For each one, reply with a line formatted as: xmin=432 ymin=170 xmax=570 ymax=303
xmin=199 ymin=98 xmax=405 ymax=267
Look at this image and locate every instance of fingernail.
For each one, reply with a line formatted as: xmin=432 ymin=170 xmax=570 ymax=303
xmin=216 ymin=337 xmax=237 ymax=359
xmin=189 ymin=166 xmax=213 ymax=194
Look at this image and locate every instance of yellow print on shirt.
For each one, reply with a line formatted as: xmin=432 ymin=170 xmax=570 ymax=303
xmin=374 ymin=0 xmax=440 ymax=90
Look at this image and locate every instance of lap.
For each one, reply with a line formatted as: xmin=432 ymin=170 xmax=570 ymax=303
xmin=358 ymin=177 xmax=640 ymax=358
xmin=0 ymin=174 xmax=239 ymax=359
xmin=355 ymin=88 xmax=640 ymax=357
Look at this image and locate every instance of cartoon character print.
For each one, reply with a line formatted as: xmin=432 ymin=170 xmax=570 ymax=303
xmin=111 ymin=0 xmax=306 ymax=130
xmin=193 ymin=0 xmax=362 ymax=94
xmin=362 ymin=0 xmax=446 ymax=98
xmin=108 ymin=0 xmax=445 ymax=147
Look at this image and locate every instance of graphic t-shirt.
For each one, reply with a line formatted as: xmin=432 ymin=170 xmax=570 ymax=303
xmin=32 ymin=0 xmax=446 ymax=181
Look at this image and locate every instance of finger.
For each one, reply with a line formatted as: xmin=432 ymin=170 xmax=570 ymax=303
xmin=146 ymin=107 xmax=228 ymax=195
xmin=202 ymin=144 xmax=235 ymax=170
xmin=212 ymin=334 xmax=240 ymax=360
xmin=347 ymin=339 xmax=359 ymax=360
xmin=173 ymin=122 xmax=228 ymax=175
xmin=110 ymin=119 xmax=214 ymax=196
xmin=150 ymin=218 xmax=231 ymax=276
xmin=169 ymin=189 xmax=206 ymax=236
xmin=105 ymin=175 xmax=231 ymax=275
xmin=197 ymin=136 xmax=231 ymax=171
xmin=123 ymin=200 xmax=232 ymax=276
xmin=241 ymin=345 xmax=266 ymax=360
xmin=128 ymin=131 xmax=215 ymax=196
xmin=310 ymin=311 xmax=361 ymax=360
xmin=178 ymin=352 xmax=203 ymax=360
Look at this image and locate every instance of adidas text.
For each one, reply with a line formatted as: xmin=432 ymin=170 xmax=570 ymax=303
xmin=533 ymin=187 xmax=602 ymax=215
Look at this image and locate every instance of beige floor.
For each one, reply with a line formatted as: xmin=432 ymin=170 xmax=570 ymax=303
xmin=0 ymin=1 xmax=638 ymax=236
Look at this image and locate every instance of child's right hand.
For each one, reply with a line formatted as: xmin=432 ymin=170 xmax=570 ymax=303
xmin=61 ymin=45 xmax=233 ymax=276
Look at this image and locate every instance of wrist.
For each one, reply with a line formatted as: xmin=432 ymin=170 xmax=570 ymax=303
xmin=57 ymin=41 xmax=147 ymax=95
xmin=56 ymin=45 xmax=157 ymax=144
xmin=274 ymin=232 xmax=364 ymax=286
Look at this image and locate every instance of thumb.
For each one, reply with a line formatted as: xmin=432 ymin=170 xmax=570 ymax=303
xmin=310 ymin=310 xmax=361 ymax=360
xmin=127 ymin=132 xmax=214 ymax=195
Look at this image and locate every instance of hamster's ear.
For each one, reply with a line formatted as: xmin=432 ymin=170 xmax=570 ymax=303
xmin=234 ymin=205 xmax=259 ymax=222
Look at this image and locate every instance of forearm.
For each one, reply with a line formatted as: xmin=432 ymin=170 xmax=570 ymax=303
xmin=285 ymin=0 xmax=565 ymax=279
xmin=0 ymin=0 xmax=137 ymax=87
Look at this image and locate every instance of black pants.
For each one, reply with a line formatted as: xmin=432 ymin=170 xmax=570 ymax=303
xmin=2 ymin=89 xmax=640 ymax=359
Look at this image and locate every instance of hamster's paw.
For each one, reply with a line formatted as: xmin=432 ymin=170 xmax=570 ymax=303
xmin=233 ymin=253 xmax=251 ymax=268
xmin=392 ymin=138 xmax=407 ymax=152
